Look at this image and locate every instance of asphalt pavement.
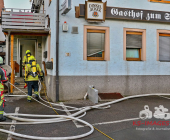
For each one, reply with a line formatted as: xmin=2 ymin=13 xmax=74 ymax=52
xmin=1 ymin=95 xmax=170 ymax=140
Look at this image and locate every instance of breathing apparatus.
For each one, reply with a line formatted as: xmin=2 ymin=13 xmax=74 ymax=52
xmin=28 ymin=56 xmax=37 ymax=78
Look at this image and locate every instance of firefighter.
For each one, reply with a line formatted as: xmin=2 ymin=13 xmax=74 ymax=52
xmin=22 ymin=50 xmax=33 ymax=68
xmin=22 ymin=50 xmax=34 ymax=88
xmin=25 ymin=56 xmax=43 ymax=102
xmin=0 ymin=56 xmax=8 ymax=121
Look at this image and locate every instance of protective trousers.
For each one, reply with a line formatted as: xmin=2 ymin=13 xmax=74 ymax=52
xmin=27 ymin=81 xmax=39 ymax=101
xmin=0 ymin=83 xmax=4 ymax=119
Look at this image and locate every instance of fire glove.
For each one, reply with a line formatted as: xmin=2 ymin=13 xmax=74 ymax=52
xmin=40 ymin=71 xmax=44 ymax=82
xmin=40 ymin=76 xmax=43 ymax=82
xmin=22 ymin=65 xmax=25 ymax=70
xmin=24 ymin=84 xmax=27 ymax=88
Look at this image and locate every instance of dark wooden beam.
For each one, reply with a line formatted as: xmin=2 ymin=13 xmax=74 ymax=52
xmin=0 ymin=52 xmax=6 ymax=56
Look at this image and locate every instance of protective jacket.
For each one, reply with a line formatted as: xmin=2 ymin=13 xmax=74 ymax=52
xmin=25 ymin=63 xmax=43 ymax=82
xmin=0 ymin=67 xmax=8 ymax=83
xmin=0 ymin=67 xmax=8 ymax=119
xmin=22 ymin=55 xmax=33 ymax=67
xmin=22 ymin=50 xmax=33 ymax=68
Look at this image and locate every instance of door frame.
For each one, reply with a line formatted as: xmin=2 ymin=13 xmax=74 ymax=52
xmin=17 ymin=38 xmax=38 ymax=77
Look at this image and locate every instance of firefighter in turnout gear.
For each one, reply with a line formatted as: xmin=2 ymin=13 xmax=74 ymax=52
xmin=23 ymin=50 xmax=34 ymax=88
xmin=0 ymin=56 xmax=8 ymax=121
xmin=25 ymin=56 xmax=43 ymax=102
xmin=22 ymin=50 xmax=33 ymax=68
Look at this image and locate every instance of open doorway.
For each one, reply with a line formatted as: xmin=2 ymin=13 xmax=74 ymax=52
xmin=19 ymin=39 xmax=37 ymax=77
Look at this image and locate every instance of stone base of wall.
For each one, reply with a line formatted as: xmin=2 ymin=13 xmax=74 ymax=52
xmin=59 ymin=75 xmax=170 ymax=101
xmin=45 ymin=75 xmax=170 ymax=101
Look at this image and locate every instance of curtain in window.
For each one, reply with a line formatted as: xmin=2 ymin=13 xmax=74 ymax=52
xmin=159 ymin=36 xmax=170 ymax=61
xmin=87 ymin=32 xmax=105 ymax=57
xmin=126 ymin=48 xmax=139 ymax=58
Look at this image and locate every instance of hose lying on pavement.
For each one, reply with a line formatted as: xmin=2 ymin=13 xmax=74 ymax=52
xmin=38 ymin=81 xmax=111 ymax=111
xmin=1 ymin=114 xmax=94 ymax=140
xmin=1 ymin=81 xmax=170 ymax=140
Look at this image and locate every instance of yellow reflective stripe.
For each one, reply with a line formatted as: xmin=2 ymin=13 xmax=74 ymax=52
xmin=0 ymin=83 xmax=4 ymax=91
xmin=34 ymin=92 xmax=39 ymax=95
xmin=27 ymin=96 xmax=32 ymax=100
xmin=0 ymin=100 xmax=3 ymax=106
xmin=26 ymin=75 xmax=39 ymax=81
xmin=0 ymin=111 xmax=3 ymax=114
xmin=1 ymin=95 xmax=4 ymax=99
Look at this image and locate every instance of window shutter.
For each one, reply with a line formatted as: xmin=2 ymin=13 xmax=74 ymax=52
xmin=159 ymin=36 xmax=170 ymax=61
xmin=126 ymin=34 xmax=142 ymax=48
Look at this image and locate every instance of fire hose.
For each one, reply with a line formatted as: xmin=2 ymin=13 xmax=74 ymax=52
xmin=1 ymin=81 xmax=170 ymax=139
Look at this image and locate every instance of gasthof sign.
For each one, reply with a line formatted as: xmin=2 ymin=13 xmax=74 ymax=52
xmin=106 ymin=7 xmax=170 ymax=23
xmin=86 ymin=2 xmax=104 ymax=20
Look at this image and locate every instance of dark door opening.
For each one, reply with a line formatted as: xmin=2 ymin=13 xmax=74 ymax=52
xmin=19 ymin=40 xmax=36 ymax=77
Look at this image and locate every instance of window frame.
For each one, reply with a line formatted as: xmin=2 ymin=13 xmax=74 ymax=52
xmin=83 ymin=26 xmax=110 ymax=61
xmin=123 ymin=28 xmax=146 ymax=61
xmin=126 ymin=31 xmax=142 ymax=61
xmin=157 ymin=30 xmax=170 ymax=61
xmin=149 ymin=0 xmax=170 ymax=3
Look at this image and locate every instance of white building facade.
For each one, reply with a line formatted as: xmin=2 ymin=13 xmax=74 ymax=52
xmin=35 ymin=0 xmax=170 ymax=101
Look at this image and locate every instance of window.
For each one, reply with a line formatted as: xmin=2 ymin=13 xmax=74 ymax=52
xmin=159 ymin=33 xmax=170 ymax=61
xmin=157 ymin=30 xmax=170 ymax=61
xmin=87 ymin=30 xmax=105 ymax=61
xmin=149 ymin=0 xmax=170 ymax=3
xmin=83 ymin=26 xmax=110 ymax=61
xmin=124 ymin=28 xmax=146 ymax=61
xmin=126 ymin=32 xmax=142 ymax=61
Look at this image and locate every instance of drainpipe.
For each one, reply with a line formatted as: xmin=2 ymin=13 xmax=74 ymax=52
xmin=56 ymin=0 xmax=59 ymax=102
xmin=8 ymin=31 xmax=10 ymax=65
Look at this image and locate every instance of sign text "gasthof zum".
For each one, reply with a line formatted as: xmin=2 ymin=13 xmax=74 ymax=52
xmin=106 ymin=7 xmax=170 ymax=23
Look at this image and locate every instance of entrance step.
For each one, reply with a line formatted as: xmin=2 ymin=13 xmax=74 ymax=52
xmin=14 ymin=78 xmax=25 ymax=83
xmin=14 ymin=85 xmax=26 ymax=88
xmin=13 ymin=90 xmax=27 ymax=95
